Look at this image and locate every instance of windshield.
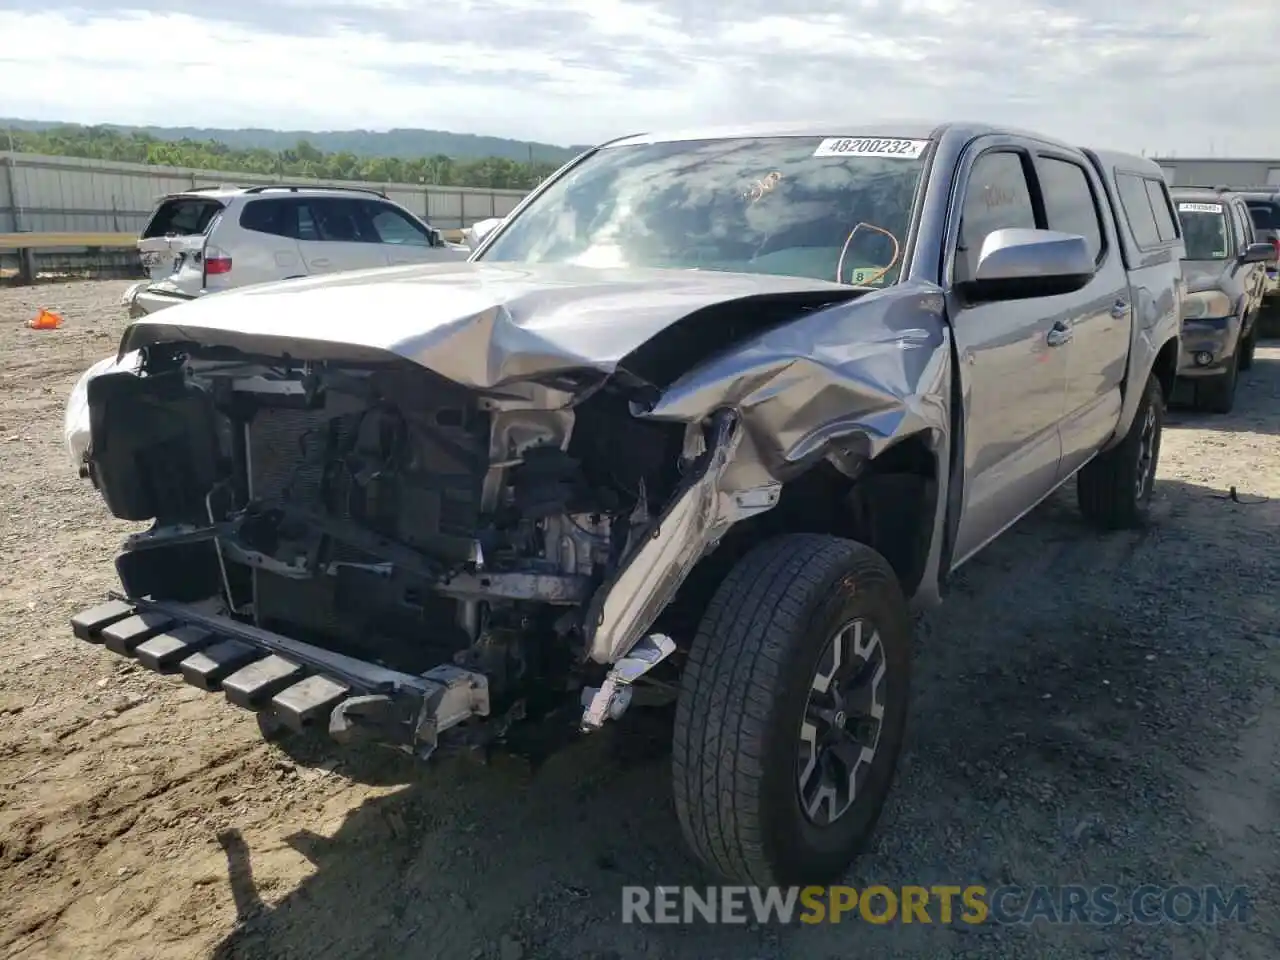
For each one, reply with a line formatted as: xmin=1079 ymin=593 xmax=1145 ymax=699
xmin=476 ymin=135 xmax=931 ymax=286
xmin=1176 ymin=202 xmax=1230 ymax=260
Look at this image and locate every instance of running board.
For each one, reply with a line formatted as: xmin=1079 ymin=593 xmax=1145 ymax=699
xmin=70 ymin=598 xmax=490 ymax=755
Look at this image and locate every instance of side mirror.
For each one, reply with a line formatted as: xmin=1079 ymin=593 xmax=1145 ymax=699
xmin=465 ymin=217 xmax=501 ymax=251
xmin=956 ymin=228 xmax=1095 ymax=302
xmin=1239 ymin=241 xmax=1277 ymax=264
xmin=427 ymin=227 xmax=444 ymax=248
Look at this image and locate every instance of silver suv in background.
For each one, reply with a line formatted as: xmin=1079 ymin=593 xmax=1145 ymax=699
xmin=123 ymin=185 xmax=468 ymax=317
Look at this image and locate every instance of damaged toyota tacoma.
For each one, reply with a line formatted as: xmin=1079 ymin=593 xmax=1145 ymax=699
xmin=64 ymin=122 xmax=1182 ymax=885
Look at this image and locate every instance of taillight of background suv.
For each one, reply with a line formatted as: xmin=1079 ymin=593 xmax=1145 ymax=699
xmin=203 ymin=244 xmax=233 ymax=279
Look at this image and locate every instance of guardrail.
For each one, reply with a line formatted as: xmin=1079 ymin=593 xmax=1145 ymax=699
xmin=0 ymin=232 xmax=140 ymax=283
xmin=0 ymin=230 xmax=467 ymax=250
xmin=0 ymin=229 xmax=470 ymax=283
xmin=0 ymin=232 xmax=138 ymax=250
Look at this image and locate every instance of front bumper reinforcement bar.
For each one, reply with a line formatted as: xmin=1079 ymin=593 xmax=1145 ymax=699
xmin=69 ymin=596 xmax=489 ymax=757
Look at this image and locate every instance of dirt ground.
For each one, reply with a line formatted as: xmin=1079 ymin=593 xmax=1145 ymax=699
xmin=0 ymin=280 xmax=1277 ymax=960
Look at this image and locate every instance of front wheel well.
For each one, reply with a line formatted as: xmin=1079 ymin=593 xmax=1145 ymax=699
xmin=657 ymin=434 xmax=938 ymax=642
xmin=1151 ymin=337 xmax=1178 ymax=402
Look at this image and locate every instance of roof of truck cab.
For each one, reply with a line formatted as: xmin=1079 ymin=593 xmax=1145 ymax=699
xmin=603 ymin=120 xmax=1080 ymax=150
xmin=1169 ymin=186 xmax=1239 ymax=203
xmin=1080 ymin=148 xmax=1167 ymax=180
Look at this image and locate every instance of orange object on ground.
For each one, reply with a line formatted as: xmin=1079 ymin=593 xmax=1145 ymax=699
xmin=27 ymin=309 xmax=63 ymax=330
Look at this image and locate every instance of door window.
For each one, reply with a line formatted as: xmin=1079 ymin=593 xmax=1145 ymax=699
xmin=956 ymin=151 xmax=1038 ymax=281
xmin=310 ymin=198 xmax=379 ymax=243
xmin=1246 ymin=202 xmax=1278 ymax=231
xmin=1143 ymin=178 xmax=1179 ymax=243
xmin=1036 ymin=156 xmax=1103 ymax=261
xmin=295 ymin=203 xmax=319 ymax=241
xmin=239 ymin=199 xmax=300 ymax=238
xmin=363 ymin=202 xmax=433 ymax=246
xmin=1115 ymin=174 xmax=1162 ymax=249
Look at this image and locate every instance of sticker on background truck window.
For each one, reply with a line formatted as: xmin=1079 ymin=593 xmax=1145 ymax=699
xmin=813 ymin=138 xmax=929 ymax=159
xmin=1178 ymin=202 xmax=1223 ymax=213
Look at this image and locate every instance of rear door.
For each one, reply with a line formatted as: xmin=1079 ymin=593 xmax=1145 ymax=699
xmin=1033 ymin=149 xmax=1130 ymax=478
xmin=137 ymin=195 xmax=224 ymax=295
xmin=232 ymin=198 xmax=307 ymax=286
xmin=295 ymin=197 xmax=388 ymax=274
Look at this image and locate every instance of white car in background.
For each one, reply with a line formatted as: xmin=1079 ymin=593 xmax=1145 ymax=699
xmin=463 ymin=216 xmax=504 ymax=250
xmin=123 ymin=184 xmax=469 ymax=317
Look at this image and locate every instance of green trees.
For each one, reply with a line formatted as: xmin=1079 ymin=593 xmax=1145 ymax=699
xmin=6 ymin=125 xmax=559 ymax=190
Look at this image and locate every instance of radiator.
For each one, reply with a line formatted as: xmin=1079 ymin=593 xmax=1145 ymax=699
xmin=246 ymin=405 xmax=349 ymax=512
xmin=241 ymin=403 xmax=484 ymax=648
xmin=245 ymin=406 xmax=361 ymax=635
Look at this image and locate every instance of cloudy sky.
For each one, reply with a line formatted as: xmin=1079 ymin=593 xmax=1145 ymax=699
xmin=1 ymin=0 xmax=1277 ymax=155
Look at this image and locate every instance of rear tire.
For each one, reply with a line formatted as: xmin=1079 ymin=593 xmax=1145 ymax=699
xmin=672 ymin=533 xmax=912 ymax=885
xmin=1077 ymin=372 xmax=1163 ymax=529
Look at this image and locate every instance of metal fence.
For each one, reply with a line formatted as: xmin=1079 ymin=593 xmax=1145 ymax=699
xmin=0 ymin=151 xmax=529 ymax=236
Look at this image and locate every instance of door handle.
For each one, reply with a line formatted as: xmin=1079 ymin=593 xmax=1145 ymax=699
xmin=1110 ymin=300 xmax=1129 ymax=319
xmin=310 ymin=258 xmax=331 ymax=268
xmin=1046 ymin=321 xmax=1072 ymax=347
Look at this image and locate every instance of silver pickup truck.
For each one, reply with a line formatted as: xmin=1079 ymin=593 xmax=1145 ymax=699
xmin=64 ymin=121 xmax=1181 ymax=886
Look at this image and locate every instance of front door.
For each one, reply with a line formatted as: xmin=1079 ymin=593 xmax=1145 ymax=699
xmin=1227 ymin=199 xmax=1265 ymax=315
xmin=362 ymin=200 xmax=466 ymax=265
xmin=296 ymin=197 xmax=388 ymax=275
xmin=946 ymin=146 xmax=1070 ymax=566
xmin=1236 ymin=200 xmax=1267 ymax=313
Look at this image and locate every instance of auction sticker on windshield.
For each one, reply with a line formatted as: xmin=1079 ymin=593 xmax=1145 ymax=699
xmin=1178 ymin=202 xmax=1223 ymax=213
xmin=849 ymin=266 xmax=888 ymax=284
xmin=813 ymin=137 xmax=929 ymax=159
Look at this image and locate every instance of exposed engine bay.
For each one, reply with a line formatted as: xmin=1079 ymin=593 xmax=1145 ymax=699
xmin=83 ymin=342 xmax=748 ymax=756
xmin=69 ymin=260 xmax=949 ymax=765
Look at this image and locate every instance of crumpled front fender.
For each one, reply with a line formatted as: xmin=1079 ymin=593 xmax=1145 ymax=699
xmin=642 ymin=284 xmax=950 ymax=476
xmin=584 ymin=285 xmax=954 ymax=663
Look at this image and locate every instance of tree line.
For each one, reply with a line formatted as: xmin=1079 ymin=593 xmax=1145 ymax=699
xmin=5 ymin=124 xmax=563 ymax=190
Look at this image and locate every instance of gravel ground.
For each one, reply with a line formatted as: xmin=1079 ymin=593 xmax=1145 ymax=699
xmin=0 ymin=280 xmax=1277 ymax=960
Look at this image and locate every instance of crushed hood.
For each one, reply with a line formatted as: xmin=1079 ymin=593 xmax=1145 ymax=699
xmin=118 ymin=261 xmax=860 ymax=389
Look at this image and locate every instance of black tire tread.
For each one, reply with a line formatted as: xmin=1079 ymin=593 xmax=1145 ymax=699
xmin=1077 ymin=372 xmax=1163 ymax=530
xmin=672 ymin=533 xmax=904 ymax=884
xmin=1239 ymin=326 xmax=1255 ymax=371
